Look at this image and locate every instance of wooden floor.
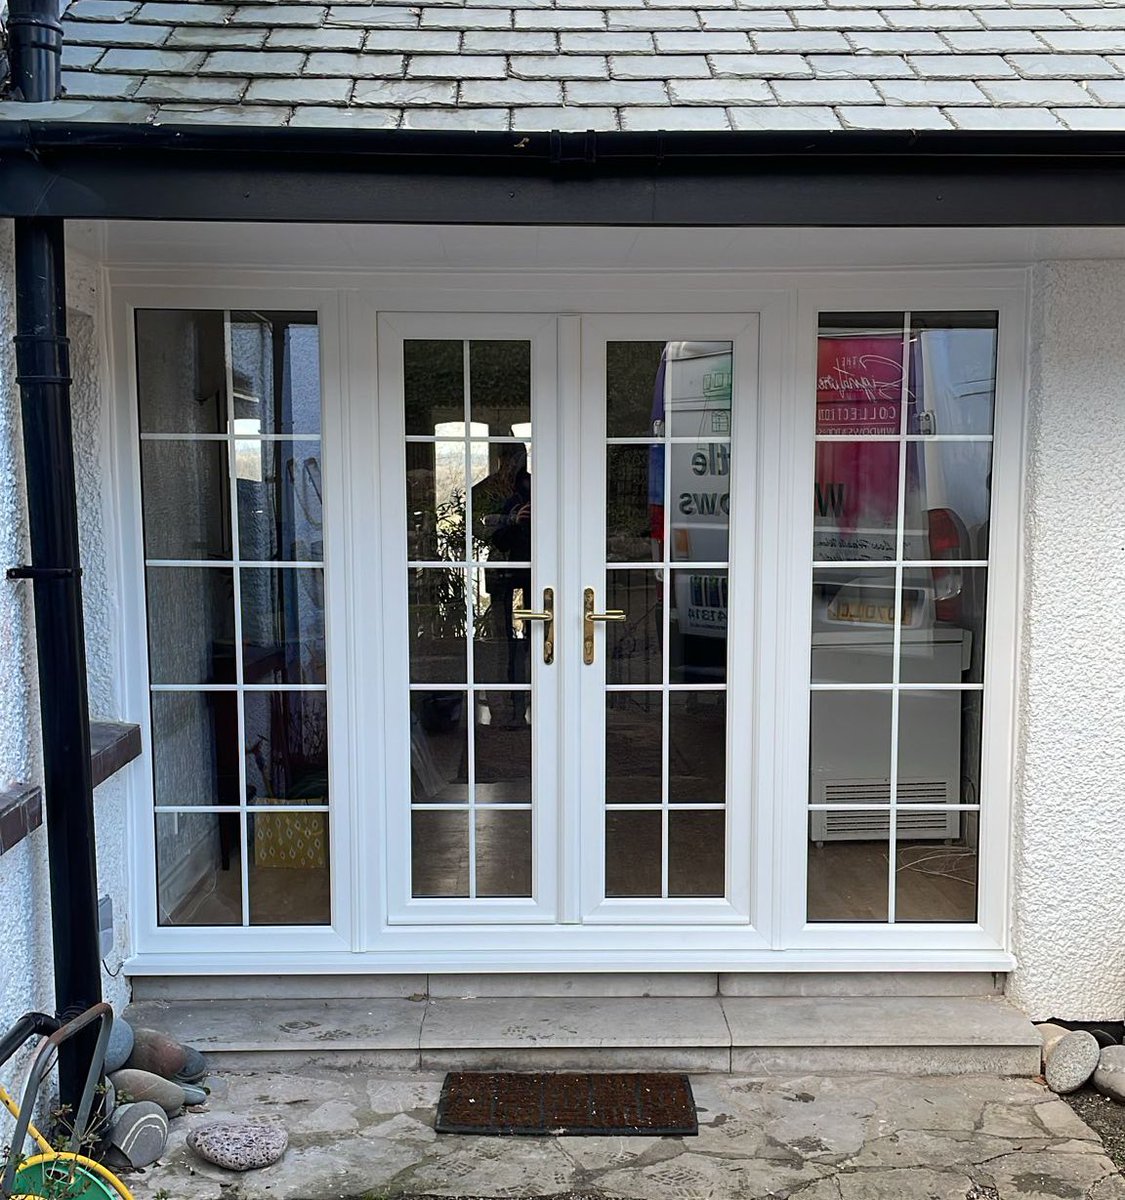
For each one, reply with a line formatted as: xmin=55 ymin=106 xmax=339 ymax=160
xmin=808 ymin=839 xmax=978 ymax=923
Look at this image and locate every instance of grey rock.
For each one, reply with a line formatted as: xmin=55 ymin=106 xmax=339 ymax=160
xmin=1092 ymin=1028 xmax=1116 ymax=1049
xmin=1037 ymin=1021 xmax=1069 ymax=1065
xmin=1045 ymin=1029 xmax=1101 ymax=1094
xmin=127 ymin=1027 xmax=190 ymax=1079
xmin=174 ymin=1045 xmax=209 ymax=1085
xmin=1093 ymin=1044 xmax=1125 ymax=1103
xmin=103 ymin=1101 xmax=169 ymax=1170
xmin=182 ymin=1083 xmax=209 ymax=1106
xmin=109 ymin=1068 xmax=187 ymax=1116
xmin=188 ymin=1119 xmax=288 ymax=1171
xmin=105 ymin=1016 xmax=134 ymax=1073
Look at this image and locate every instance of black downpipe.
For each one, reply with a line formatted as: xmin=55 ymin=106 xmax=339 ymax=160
xmin=5 ymin=0 xmax=63 ymax=102
xmin=12 ymin=216 xmax=103 ymax=1120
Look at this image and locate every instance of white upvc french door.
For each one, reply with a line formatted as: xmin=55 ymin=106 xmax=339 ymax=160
xmin=377 ymin=313 xmax=561 ymax=923
xmin=376 ymin=311 xmax=761 ymax=930
xmin=574 ymin=316 xmax=760 ymax=924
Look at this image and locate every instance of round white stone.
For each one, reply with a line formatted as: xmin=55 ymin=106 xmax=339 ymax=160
xmin=1045 ymin=1030 xmax=1100 ymax=1095
xmin=188 ymin=1120 xmax=288 ymax=1172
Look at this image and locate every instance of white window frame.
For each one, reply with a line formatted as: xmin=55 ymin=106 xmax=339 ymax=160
xmin=106 ymin=263 xmax=1026 ymax=975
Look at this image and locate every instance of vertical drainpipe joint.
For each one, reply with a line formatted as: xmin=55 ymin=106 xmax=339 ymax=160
xmin=5 ymin=0 xmax=64 ymax=103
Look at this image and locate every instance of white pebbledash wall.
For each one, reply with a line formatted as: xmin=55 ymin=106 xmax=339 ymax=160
xmin=0 ymin=221 xmax=131 ymax=1092
xmin=1009 ymin=261 xmax=1125 ymax=1023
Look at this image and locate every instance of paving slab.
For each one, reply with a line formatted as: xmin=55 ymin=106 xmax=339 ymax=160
xmin=124 ymin=1067 xmax=1123 ymax=1200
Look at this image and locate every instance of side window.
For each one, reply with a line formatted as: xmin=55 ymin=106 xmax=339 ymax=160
xmin=806 ymin=311 xmax=997 ymax=925
xmin=136 ymin=309 xmax=331 ymax=928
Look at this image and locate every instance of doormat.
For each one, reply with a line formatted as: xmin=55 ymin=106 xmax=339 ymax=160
xmin=435 ymin=1071 xmax=698 ymax=1136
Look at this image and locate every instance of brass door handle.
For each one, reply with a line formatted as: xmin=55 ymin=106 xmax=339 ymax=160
xmin=513 ymin=587 xmax=554 ymax=665
xmin=583 ymin=587 xmax=625 ymax=665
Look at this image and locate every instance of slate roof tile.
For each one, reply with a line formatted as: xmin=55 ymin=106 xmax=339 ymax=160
xmin=15 ymin=0 xmax=1121 ymax=132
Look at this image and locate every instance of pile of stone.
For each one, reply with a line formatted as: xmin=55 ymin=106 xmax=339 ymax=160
xmin=100 ymin=1014 xmax=288 ymax=1175
xmin=102 ymin=1020 xmax=209 ymax=1170
xmin=1038 ymin=1022 xmax=1125 ymax=1102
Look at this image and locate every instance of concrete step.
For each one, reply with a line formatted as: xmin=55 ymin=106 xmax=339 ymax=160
xmin=124 ymin=994 xmax=1039 ymax=1076
xmin=128 ymin=971 xmax=1004 ymax=1002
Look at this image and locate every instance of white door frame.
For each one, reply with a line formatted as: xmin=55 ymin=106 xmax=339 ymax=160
xmin=105 ymin=263 xmax=1026 ymax=974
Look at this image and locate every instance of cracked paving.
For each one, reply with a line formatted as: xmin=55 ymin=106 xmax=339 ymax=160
xmin=125 ymin=1069 xmax=1125 ymax=1200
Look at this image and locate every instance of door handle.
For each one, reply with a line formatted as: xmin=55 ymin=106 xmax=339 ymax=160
xmin=583 ymin=586 xmax=625 ymax=665
xmin=513 ymin=587 xmax=554 ymax=665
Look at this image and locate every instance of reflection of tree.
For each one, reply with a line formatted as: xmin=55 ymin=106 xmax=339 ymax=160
xmin=412 ymin=490 xmax=493 ymax=644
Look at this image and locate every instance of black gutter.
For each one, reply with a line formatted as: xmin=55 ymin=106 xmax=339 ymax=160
xmin=3 ymin=122 xmax=1125 ymax=225
xmin=6 ymin=0 xmax=102 ymax=1123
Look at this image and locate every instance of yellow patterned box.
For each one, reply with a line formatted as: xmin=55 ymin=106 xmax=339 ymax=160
xmin=254 ymin=807 xmax=328 ymax=870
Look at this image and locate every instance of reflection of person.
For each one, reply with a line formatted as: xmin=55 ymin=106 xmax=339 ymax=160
xmin=472 ymin=444 xmax=532 ymax=726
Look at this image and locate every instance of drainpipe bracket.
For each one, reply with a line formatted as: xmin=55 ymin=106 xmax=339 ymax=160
xmin=7 ymin=564 xmax=83 ymax=580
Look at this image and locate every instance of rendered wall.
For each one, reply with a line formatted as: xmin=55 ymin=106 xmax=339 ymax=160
xmin=1009 ymin=260 xmax=1125 ymax=1023
xmin=0 ymin=222 xmax=131 ymax=1092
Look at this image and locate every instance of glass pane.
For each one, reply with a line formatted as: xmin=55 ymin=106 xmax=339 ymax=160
xmin=668 ymin=810 xmax=725 ymax=897
xmin=245 ymin=692 xmax=328 ymax=805
xmin=248 ymin=812 xmax=330 ymax=925
xmin=607 ymin=341 xmax=665 ymax=437
xmin=607 ymin=444 xmax=662 ymax=563
xmin=816 ymin=313 xmax=904 ymax=436
xmin=669 ymin=692 xmax=725 ymax=804
xmin=412 ymin=810 xmax=469 ymax=897
xmin=475 ymin=810 xmax=532 ymax=897
xmin=405 ymin=340 xmax=464 ymax=436
xmin=896 ymin=812 xmax=978 ymax=922
xmin=813 ymin=441 xmax=900 ymax=562
xmin=810 ymin=690 xmax=892 ymax=805
xmin=606 ymin=692 xmax=661 ymax=804
xmin=156 ymin=811 xmax=241 ymax=926
xmin=908 ymin=313 xmax=997 ymax=437
xmin=900 ymin=568 xmax=986 ymax=685
xmin=151 ymin=691 xmax=234 ymax=807
xmin=606 ymin=569 xmax=662 ymax=685
xmin=136 ymin=310 xmax=227 ymax=434
xmin=140 ymin=440 xmax=229 ymax=560
xmin=670 ymin=569 xmax=727 ymax=684
xmin=476 ymin=692 xmax=531 ymax=802
xmin=664 ymin=341 xmax=733 ymax=438
xmin=473 ymin=443 xmax=532 ymax=565
xmin=410 ymin=691 xmax=468 ymax=804
xmin=903 ymin=441 xmax=992 ymax=561
xmin=240 ymin=567 xmax=326 ymax=685
xmin=406 ymin=442 xmax=466 ymax=562
xmin=408 ymin=567 xmax=467 ymax=684
xmin=236 ymin=439 xmax=323 ymax=561
xmin=669 ymin=442 xmax=730 ymax=562
xmin=897 ymin=690 xmax=981 ymax=807
xmin=231 ymin=311 xmax=321 ymax=434
xmin=470 ymin=340 xmax=531 ymax=435
xmin=810 ymin=567 xmax=895 ymax=685
xmin=605 ymin=811 xmax=661 ymax=898
xmin=145 ymin=567 xmax=235 ymax=684
xmin=807 ymin=811 xmax=889 ymax=922
xmin=474 ymin=574 xmax=533 ymax=687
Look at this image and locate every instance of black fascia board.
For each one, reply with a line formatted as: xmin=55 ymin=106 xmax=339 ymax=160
xmin=2 ymin=121 xmax=1125 ymax=225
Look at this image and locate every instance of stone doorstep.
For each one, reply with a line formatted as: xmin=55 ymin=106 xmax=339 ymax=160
xmin=124 ymin=993 xmax=1041 ymax=1075
xmin=130 ymin=969 xmax=1005 ymax=1001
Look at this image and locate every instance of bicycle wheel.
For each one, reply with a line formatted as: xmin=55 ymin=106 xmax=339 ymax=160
xmin=13 ymin=1152 xmax=133 ymax=1200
